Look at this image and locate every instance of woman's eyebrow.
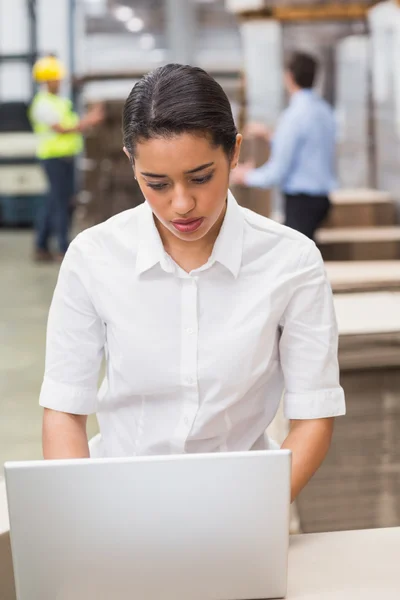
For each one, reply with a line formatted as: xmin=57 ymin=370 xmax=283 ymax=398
xmin=140 ymin=162 xmax=215 ymax=178
xmin=184 ymin=162 xmax=214 ymax=174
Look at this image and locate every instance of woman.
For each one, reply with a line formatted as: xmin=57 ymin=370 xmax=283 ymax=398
xmin=40 ymin=64 xmax=345 ymax=502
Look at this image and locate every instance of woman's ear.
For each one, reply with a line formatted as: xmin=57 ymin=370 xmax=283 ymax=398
xmin=123 ymin=146 xmax=134 ymax=165
xmin=123 ymin=146 xmax=137 ymax=179
xmin=231 ymin=134 xmax=243 ymax=170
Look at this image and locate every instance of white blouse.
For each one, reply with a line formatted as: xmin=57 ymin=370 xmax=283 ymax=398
xmin=40 ymin=191 xmax=345 ymax=457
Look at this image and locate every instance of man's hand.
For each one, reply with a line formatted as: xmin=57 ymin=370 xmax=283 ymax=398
xmin=85 ymin=103 xmax=105 ymax=127
xmin=245 ymin=121 xmax=272 ymax=142
xmin=51 ymin=104 xmax=105 ymax=134
xmin=230 ymin=161 xmax=255 ymax=186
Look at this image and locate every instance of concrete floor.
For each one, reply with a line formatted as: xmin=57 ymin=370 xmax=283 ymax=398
xmin=0 ymin=230 xmax=98 ymax=475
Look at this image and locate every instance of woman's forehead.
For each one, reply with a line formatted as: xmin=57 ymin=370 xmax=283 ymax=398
xmin=134 ymin=133 xmax=224 ymax=174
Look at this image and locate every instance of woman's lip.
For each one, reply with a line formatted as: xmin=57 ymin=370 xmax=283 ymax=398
xmin=172 ymin=218 xmax=201 ymax=224
xmin=172 ymin=217 xmax=204 ymax=233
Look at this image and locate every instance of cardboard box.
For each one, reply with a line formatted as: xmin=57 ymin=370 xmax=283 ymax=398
xmin=231 ymin=136 xmax=272 ymax=218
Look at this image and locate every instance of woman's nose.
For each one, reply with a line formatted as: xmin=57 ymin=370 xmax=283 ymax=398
xmin=171 ymin=186 xmax=196 ymax=216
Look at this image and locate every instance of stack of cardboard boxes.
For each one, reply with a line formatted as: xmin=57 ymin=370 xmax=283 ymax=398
xmin=76 ymin=101 xmax=143 ymax=230
xmin=230 ymin=135 xmax=271 ymax=218
xmin=297 ymin=365 xmax=400 ymax=533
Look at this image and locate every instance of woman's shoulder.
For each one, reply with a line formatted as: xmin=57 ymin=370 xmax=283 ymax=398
xmin=241 ymin=206 xmax=314 ymax=249
xmin=69 ymin=203 xmax=146 ymax=262
xmin=77 ymin=203 xmax=145 ymax=241
xmin=240 ymin=208 xmax=322 ymax=278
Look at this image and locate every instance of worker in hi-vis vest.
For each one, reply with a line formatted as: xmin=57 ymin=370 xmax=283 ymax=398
xmin=30 ymin=55 xmax=104 ymax=262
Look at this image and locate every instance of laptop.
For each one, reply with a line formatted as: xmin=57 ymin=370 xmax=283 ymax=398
xmin=5 ymin=450 xmax=291 ymax=600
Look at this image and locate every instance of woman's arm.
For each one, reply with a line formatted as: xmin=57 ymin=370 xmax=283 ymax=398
xmin=281 ymin=417 xmax=334 ymax=502
xmin=43 ymin=408 xmax=90 ymax=459
xmin=39 ymin=239 xmax=105 ymax=456
xmin=278 ymin=243 xmax=345 ymax=500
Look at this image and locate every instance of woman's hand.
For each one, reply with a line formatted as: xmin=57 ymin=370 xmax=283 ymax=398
xmin=42 ymin=408 xmax=90 ymax=459
xmin=281 ymin=418 xmax=335 ymax=503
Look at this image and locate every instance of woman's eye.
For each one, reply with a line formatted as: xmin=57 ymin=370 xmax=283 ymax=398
xmin=147 ymin=182 xmax=168 ymax=191
xmin=192 ymin=173 xmax=213 ymax=185
xmin=146 ymin=173 xmax=213 ymax=190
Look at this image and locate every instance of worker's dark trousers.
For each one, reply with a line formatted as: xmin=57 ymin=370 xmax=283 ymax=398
xmin=37 ymin=157 xmax=75 ymax=254
xmin=284 ymin=193 xmax=331 ymax=241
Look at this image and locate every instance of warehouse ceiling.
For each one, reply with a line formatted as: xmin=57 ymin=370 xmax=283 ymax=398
xmin=84 ymin=0 xmax=237 ymax=35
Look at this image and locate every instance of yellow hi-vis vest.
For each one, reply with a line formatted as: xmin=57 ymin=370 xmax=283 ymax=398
xmin=29 ymin=91 xmax=83 ymax=159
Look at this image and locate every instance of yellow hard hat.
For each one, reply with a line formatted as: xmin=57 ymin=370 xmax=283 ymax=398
xmin=32 ymin=55 xmax=66 ymax=82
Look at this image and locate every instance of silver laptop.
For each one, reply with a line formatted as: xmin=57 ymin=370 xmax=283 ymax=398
xmin=5 ymin=450 xmax=291 ymax=600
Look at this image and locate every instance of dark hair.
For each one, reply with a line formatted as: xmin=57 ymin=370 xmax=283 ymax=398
xmin=122 ymin=64 xmax=237 ymax=160
xmin=286 ymin=52 xmax=318 ymax=89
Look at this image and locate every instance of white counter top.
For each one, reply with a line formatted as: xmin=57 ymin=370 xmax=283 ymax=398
xmin=288 ymin=527 xmax=400 ymax=599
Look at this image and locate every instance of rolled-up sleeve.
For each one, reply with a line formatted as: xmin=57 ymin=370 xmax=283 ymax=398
xmin=280 ymin=243 xmax=346 ymax=420
xmin=39 ymin=239 xmax=105 ymax=415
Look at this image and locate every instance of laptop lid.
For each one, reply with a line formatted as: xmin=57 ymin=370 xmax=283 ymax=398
xmin=5 ymin=450 xmax=291 ymax=600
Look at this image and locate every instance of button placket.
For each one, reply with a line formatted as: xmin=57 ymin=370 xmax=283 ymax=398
xmin=174 ymin=276 xmax=200 ymax=448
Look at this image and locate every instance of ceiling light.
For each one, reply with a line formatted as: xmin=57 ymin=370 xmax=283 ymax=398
xmin=114 ymin=5 xmax=134 ymax=22
xmin=126 ymin=17 xmax=144 ymax=33
xmin=139 ymin=34 xmax=156 ymax=51
xmin=84 ymin=0 xmax=107 ymax=16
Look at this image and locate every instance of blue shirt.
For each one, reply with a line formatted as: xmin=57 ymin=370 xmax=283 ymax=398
xmin=245 ymin=90 xmax=337 ymax=195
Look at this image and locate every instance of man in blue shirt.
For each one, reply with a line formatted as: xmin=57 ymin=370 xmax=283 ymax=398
xmin=232 ymin=52 xmax=336 ymax=240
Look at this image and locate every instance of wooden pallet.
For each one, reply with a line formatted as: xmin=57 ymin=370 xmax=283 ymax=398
xmin=326 ymin=261 xmax=400 ymax=293
xmin=334 ymin=291 xmax=400 ymax=335
xmin=317 ymin=227 xmax=400 ymax=261
xmin=325 ymin=189 xmax=395 ymax=229
xmin=334 ymin=291 xmax=400 ymax=369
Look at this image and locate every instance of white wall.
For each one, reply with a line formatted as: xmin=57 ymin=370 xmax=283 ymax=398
xmin=369 ymin=1 xmax=400 ymax=202
xmin=240 ymin=19 xmax=283 ymax=124
xmin=37 ymin=0 xmax=72 ymax=97
xmin=335 ymin=35 xmax=369 ymax=188
xmin=0 ymin=0 xmax=31 ymax=101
